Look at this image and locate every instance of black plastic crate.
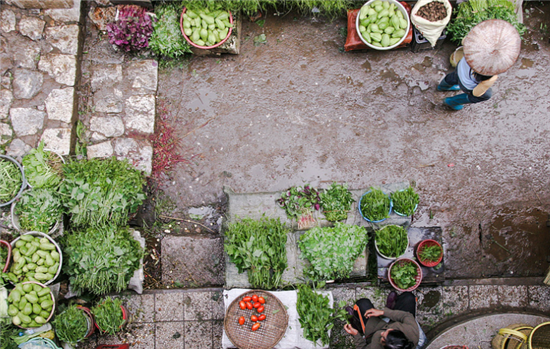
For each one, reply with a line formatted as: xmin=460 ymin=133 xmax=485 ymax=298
xmin=410 ymin=26 xmax=446 ymax=53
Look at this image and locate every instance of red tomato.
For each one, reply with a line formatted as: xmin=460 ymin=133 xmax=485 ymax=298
xmin=252 ymin=295 xmax=259 ymax=303
xmin=239 ymin=301 xmax=246 ymax=310
xmin=238 ymin=316 xmax=245 ymax=325
xmin=258 ymin=314 xmax=266 ymax=321
xmin=243 ymin=296 xmax=252 ymax=302
xmin=257 ymin=305 xmax=264 ymax=313
xmin=253 ymin=302 xmax=261 ymax=309
xmin=258 ymin=296 xmax=266 ymax=304
xmin=251 ymin=323 xmax=261 ymax=331
xmin=246 ymin=302 xmax=253 ymax=310
xmin=251 ymin=315 xmax=258 ymax=322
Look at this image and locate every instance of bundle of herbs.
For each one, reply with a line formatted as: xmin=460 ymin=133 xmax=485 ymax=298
xmin=375 ymin=225 xmax=408 ymax=258
xmin=277 ymin=185 xmax=321 ymax=228
xmin=22 ymin=142 xmax=64 ymax=189
xmin=149 ymin=3 xmax=192 ymax=59
xmin=299 ymin=223 xmax=368 ymax=281
xmin=446 ymin=0 xmax=525 ymax=44
xmin=297 ymin=283 xmax=347 ymax=346
xmin=61 ymin=226 xmax=143 ymax=296
xmin=360 ymin=187 xmax=390 ymax=222
xmin=14 ymin=189 xmax=62 ymax=233
xmin=92 ymin=297 xmax=125 ymax=335
xmin=224 ymin=216 xmax=288 ymax=289
xmin=59 ymin=157 xmax=146 ymax=228
xmin=391 ymin=186 xmax=419 ymax=216
xmin=52 ymin=305 xmax=90 ymax=344
xmin=390 ymin=260 xmax=419 ymax=290
xmin=107 ymin=5 xmax=153 ymax=52
xmin=0 ymin=158 xmax=22 ymax=205
xmin=319 ymin=182 xmax=354 ymax=222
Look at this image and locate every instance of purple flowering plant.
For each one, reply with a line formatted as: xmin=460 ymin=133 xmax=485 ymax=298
xmin=276 ymin=185 xmax=321 ymax=220
xmin=107 ymin=5 xmax=153 ymax=52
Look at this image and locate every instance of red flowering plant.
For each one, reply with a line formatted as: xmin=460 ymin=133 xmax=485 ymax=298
xmin=107 ymin=5 xmax=153 ymax=52
xmin=277 ymin=185 xmax=321 ymax=229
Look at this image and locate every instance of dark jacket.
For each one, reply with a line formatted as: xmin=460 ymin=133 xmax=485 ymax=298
xmin=351 ymin=308 xmax=419 ymax=349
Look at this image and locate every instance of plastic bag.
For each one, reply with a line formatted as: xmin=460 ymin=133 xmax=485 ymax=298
xmin=411 ymin=0 xmax=452 ymax=47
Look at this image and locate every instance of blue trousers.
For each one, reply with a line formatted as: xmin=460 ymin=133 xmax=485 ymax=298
xmin=444 ymin=71 xmax=492 ymax=103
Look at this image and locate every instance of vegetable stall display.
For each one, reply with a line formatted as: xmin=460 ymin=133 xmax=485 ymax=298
xmin=59 ymin=157 xmax=146 ymax=228
xmin=388 ymin=258 xmax=422 ymax=291
xmin=107 ymin=5 xmax=153 ymax=52
xmin=416 ymin=239 xmax=443 ymax=267
xmin=224 ymin=217 xmax=288 ymax=289
xmin=359 ymin=187 xmax=391 ymax=222
xmin=390 ymin=186 xmax=419 ymax=217
xmin=8 ymin=233 xmax=61 ymax=285
xmin=12 ymin=189 xmax=62 ymax=234
xmin=7 ymin=282 xmax=54 ymax=328
xmin=277 ymin=185 xmax=321 ymax=229
xmin=181 ymin=6 xmax=233 ymax=48
xmin=61 ymin=226 xmax=143 ymax=296
xmin=21 ymin=142 xmax=63 ymax=189
xmin=52 ymin=305 xmax=93 ymax=345
xmin=299 ymin=223 xmax=368 ymax=281
xmin=91 ymin=297 xmax=126 ymax=335
xmin=319 ymin=182 xmax=354 ymax=222
xmin=375 ymin=225 xmax=408 ymax=259
xmin=357 ymin=0 xmax=409 ymax=49
xmin=0 ymin=156 xmax=24 ymax=207
xmin=149 ymin=2 xmax=192 ymax=59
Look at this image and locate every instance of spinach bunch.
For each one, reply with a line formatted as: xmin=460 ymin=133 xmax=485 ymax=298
xmin=375 ymin=225 xmax=408 ymax=258
xmin=92 ymin=297 xmax=124 ymax=335
xmin=14 ymin=189 xmax=62 ymax=233
xmin=52 ymin=305 xmax=89 ymax=344
xmin=22 ymin=142 xmax=63 ymax=189
xmin=297 ymin=283 xmax=347 ymax=346
xmin=390 ymin=260 xmax=418 ymax=290
xmin=360 ymin=187 xmax=390 ymax=221
xmin=0 ymin=159 xmax=22 ymax=204
xmin=446 ymin=0 xmax=525 ymax=44
xmin=149 ymin=2 xmax=192 ymax=59
xmin=62 ymin=226 xmax=143 ymax=296
xmin=224 ymin=216 xmax=288 ymax=289
xmin=391 ymin=186 xmax=419 ymax=216
xmin=419 ymin=244 xmax=442 ymax=262
xmin=277 ymin=185 xmax=321 ymax=220
xmin=320 ymin=182 xmax=354 ymax=222
xmin=299 ymin=223 xmax=368 ymax=281
xmin=59 ymin=158 xmax=146 ymax=228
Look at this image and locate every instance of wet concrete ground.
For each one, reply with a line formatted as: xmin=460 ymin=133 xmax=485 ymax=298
xmin=156 ymin=3 xmax=550 ymax=280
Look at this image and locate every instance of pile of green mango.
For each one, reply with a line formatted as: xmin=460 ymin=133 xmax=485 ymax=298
xmin=358 ymin=0 xmax=409 ymax=48
xmin=182 ymin=8 xmax=233 ymax=47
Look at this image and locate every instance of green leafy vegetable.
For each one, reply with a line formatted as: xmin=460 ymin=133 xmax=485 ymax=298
xmin=92 ymin=297 xmax=124 ymax=335
xmin=0 ymin=323 xmax=19 ymax=349
xmin=61 ymin=226 xmax=144 ymax=296
xmin=150 ymin=2 xmax=192 ymax=58
xmin=14 ymin=189 xmax=62 ymax=233
xmin=375 ymin=225 xmax=408 ymax=258
xmin=297 ymin=283 xmax=347 ymax=346
xmin=391 ymin=186 xmax=419 ymax=216
xmin=52 ymin=305 xmax=89 ymax=344
xmin=390 ymin=260 xmax=418 ymax=290
xmin=59 ymin=157 xmax=146 ymax=228
xmin=0 ymin=159 xmax=22 ymax=204
xmin=446 ymin=0 xmax=525 ymax=44
xmin=360 ymin=187 xmax=390 ymax=222
xmin=224 ymin=216 xmax=288 ymax=289
xmin=320 ymin=182 xmax=354 ymax=222
xmin=299 ymin=223 xmax=368 ymax=281
xmin=419 ymin=244 xmax=442 ymax=262
xmin=277 ymin=184 xmax=321 ymax=220
xmin=22 ymin=142 xmax=64 ymax=189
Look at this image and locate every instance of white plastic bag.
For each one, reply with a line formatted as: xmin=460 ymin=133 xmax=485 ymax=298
xmin=411 ymin=0 xmax=452 ymax=47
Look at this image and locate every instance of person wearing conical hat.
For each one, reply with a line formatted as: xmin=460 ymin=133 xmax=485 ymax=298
xmin=437 ymin=19 xmax=521 ymax=111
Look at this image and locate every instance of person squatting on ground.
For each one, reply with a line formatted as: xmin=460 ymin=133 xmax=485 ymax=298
xmin=344 ymin=291 xmax=426 ymax=349
xmin=436 ymin=19 xmax=521 ymax=111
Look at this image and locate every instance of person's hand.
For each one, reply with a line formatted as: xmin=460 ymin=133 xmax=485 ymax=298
xmin=344 ymin=324 xmax=359 ymax=336
xmin=364 ymin=308 xmax=384 ymax=318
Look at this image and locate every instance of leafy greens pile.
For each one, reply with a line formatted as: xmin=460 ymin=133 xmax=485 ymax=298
xmin=390 ymin=260 xmax=418 ymax=290
xmin=14 ymin=189 xmax=62 ymax=233
xmin=320 ymin=182 xmax=354 ymax=222
xmin=446 ymin=0 xmax=525 ymax=44
xmin=419 ymin=244 xmax=442 ymax=262
xmin=297 ymin=283 xmax=346 ymax=346
xmin=22 ymin=141 xmax=63 ymax=189
xmin=299 ymin=223 xmax=368 ymax=281
xmin=52 ymin=305 xmax=89 ymax=344
xmin=277 ymin=185 xmax=321 ymax=228
xmin=375 ymin=225 xmax=408 ymax=258
xmin=62 ymin=226 xmax=143 ymax=296
xmin=391 ymin=186 xmax=419 ymax=216
xmin=92 ymin=297 xmax=125 ymax=335
xmin=360 ymin=187 xmax=390 ymax=222
xmin=149 ymin=3 xmax=192 ymax=59
xmin=224 ymin=216 xmax=288 ymax=289
xmin=59 ymin=157 xmax=146 ymax=228
xmin=0 ymin=159 xmax=22 ymax=204
xmin=107 ymin=5 xmax=153 ymax=52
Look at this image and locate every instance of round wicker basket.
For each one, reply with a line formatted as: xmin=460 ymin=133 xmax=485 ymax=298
xmin=224 ymin=290 xmax=289 ymax=349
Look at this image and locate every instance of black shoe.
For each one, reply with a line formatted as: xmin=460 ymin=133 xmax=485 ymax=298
xmin=386 ymin=291 xmax=397 ymax=309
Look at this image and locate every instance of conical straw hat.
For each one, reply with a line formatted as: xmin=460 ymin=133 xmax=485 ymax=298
xmin=463 ymin=19 xmax=521 ymax=75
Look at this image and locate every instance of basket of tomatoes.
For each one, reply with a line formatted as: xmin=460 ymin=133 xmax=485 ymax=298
xmin=224 ymin=290 xmax=289 ymax=349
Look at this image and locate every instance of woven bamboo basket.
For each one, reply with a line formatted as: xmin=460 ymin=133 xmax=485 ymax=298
xmin=528 ymin=322 xmax=550 ymax=349
xmin=492 ymin=323 xmax=532 ymax=349
xmin=224 ymin=290 xmax=288 ymax=349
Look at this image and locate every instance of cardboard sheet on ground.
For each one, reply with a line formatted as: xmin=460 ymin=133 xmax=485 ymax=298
xmin=222 ymin=289 xmax=333 ymax=349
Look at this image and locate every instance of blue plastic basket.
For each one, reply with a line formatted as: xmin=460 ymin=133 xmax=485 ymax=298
xmin=358 ymin=190 xmax=392 ymax=223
